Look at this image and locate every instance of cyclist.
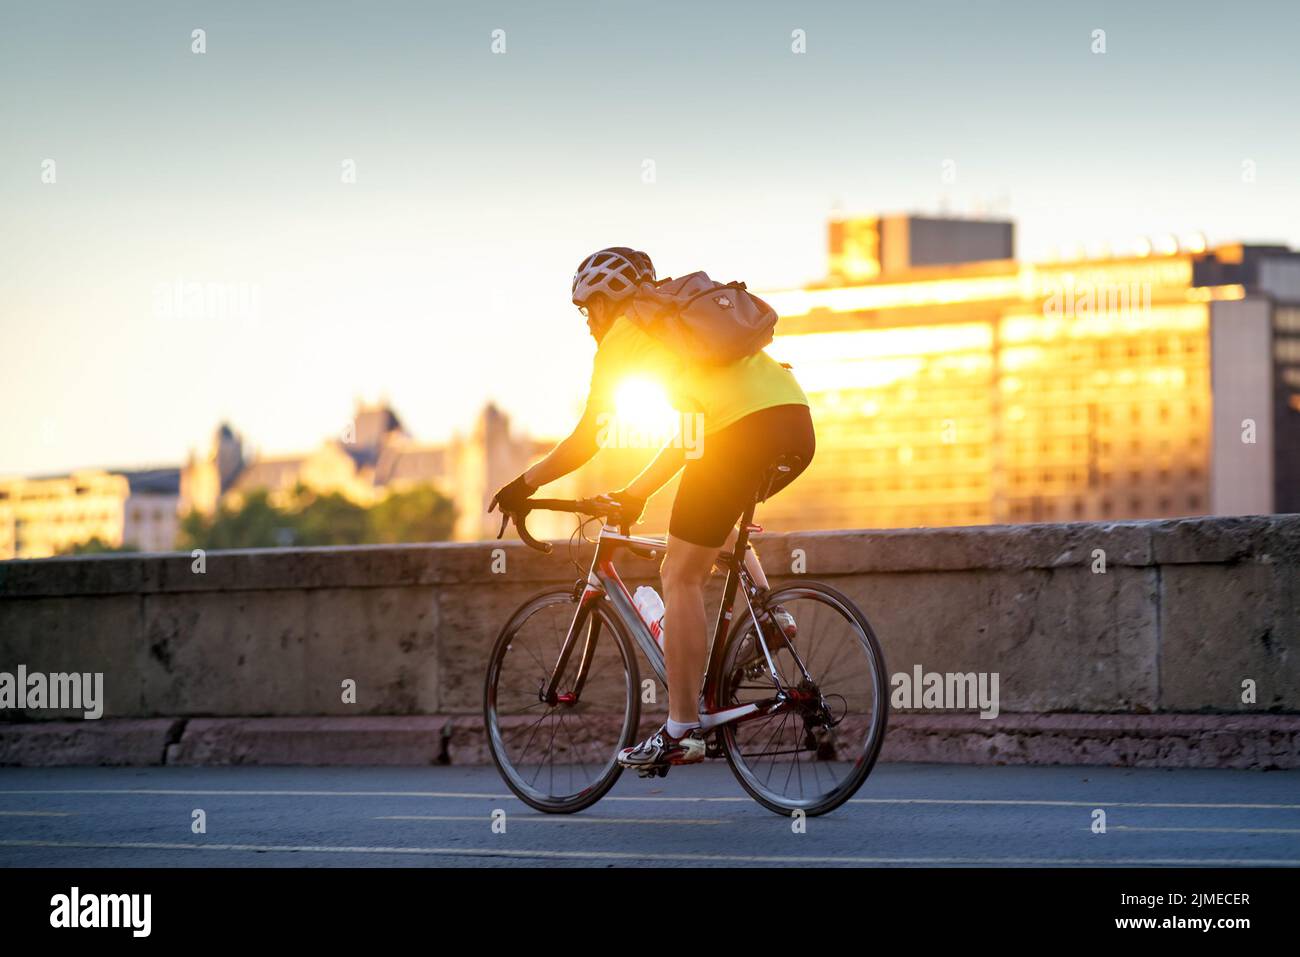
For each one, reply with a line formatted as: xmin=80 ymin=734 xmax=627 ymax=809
xmin=489 ymin=246 xmax=815 ymax=771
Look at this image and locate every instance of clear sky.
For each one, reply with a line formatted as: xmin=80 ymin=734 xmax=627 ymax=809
xmin=3 ymin=0 xmax=1298 ymax=476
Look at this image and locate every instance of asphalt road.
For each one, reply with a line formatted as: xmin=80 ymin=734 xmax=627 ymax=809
xmin=1 ymin=762 xmax=1298 ymax=868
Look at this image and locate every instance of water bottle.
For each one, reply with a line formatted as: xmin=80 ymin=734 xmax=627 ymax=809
xmin=632 ymin=586 xmax=666 ymax=652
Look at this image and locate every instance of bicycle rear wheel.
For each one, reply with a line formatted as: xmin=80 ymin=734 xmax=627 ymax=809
xmin=718 ymin=581 xmax=888 ymax=817
xmin=484 ymin=588 xmax=640 ymax=814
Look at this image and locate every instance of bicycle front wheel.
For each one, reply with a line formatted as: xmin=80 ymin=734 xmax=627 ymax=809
xmin=484 ymin=588 xmax=640 ymax=814
xmin=719 ymin=581 xmax=888 ymax=817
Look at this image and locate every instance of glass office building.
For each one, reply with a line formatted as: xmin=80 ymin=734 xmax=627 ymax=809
xmin=757 ymin=215 xmax=1300 ymax=531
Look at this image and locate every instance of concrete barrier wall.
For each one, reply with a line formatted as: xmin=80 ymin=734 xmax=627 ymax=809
xmin=3 ymin=513 xmax=1298 ymax=718
xmin=1 ymin=515 xmax=1298 ymax=767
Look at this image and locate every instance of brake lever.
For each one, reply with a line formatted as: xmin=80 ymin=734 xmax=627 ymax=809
xmin=496 ymin=512 xmax=508 ymax=540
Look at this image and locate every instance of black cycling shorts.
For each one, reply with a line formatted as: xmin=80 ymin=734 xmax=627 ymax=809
xmin=669 ymin=403 xmax=815 ymax=548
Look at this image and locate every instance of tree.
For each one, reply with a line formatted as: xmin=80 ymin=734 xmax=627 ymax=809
xmin=369 ymin=484 xmax=456 ymax=543
xmin=291 ymin=490 xmax=370 ymax=546
xmin=178 ymin=483 xmax=457 ymax=550
xmin=179 ymin=489 xmax=291 ymax=550
xmin=56 ymin=536 xmax=139 ymax=556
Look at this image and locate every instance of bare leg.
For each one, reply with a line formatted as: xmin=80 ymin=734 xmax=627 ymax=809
xmin=661 ymin=527 xmax=779 ymax=725
xmin=659 ymin=534 xmax=720 ymax=725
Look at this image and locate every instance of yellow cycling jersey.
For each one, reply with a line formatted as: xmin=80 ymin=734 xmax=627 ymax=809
xmin=585 ymin=315 xmax=809 ymax=435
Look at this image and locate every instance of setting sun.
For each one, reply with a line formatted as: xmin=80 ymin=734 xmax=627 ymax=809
xmin=612 ymin=377 xmax=678 ymax=437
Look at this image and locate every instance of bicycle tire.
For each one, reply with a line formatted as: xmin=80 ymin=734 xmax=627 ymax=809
xmin=484 ymin=587 xmax=641 ymax=814
xmin=718 ymin=580 xmax=888 ymax=817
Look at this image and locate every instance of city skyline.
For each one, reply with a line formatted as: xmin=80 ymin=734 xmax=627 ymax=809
xmin=7 ymin=207 xmax=1297 ymax=560
xmin=3 ymin=211 xmax=1281 ymax=484
xmin=3 ymin=209 xmax=1294 ymax=484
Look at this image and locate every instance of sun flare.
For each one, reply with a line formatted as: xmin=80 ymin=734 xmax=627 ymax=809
xmin=612 ymin=377 xmax=677 ymax=436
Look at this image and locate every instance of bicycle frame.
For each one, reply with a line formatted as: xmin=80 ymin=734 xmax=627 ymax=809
xmin=539 ymin=497 xmax=805 ymax=726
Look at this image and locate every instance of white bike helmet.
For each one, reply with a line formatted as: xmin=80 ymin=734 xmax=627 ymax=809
xmin=571 ymin=247 xmax=656 ymax=306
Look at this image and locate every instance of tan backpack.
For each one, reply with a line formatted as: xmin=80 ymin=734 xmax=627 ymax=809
xmin=624 ymin=271 xmax=778 ymax=365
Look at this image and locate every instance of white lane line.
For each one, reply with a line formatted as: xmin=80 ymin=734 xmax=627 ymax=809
xmin=0 ymin=810 xmax=76 ymax=817
xmin=0 ymin=789 xmax=514 ymax=798
xmin=3 ymin=789 xmax=1299 ymax=810
xmin=856 ymin=798 xmax=1300 ymax=810
xmin=1111 ymin=825 xmax=1300 ymax=835
xmin=377 ymin=815 xmax=726 ymax=825
xmin=1 ymin=839 xmax=1295 ymax=867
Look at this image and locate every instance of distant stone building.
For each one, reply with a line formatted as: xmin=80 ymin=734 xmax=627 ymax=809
xmin=0 ymin=402 xmax=571 ymax=558
xmin=0 ymin=468 xmax=180 ymax=559
xmin=179 ymin=401 xmax=567 ymax=542
xmin=182 ymin=404 xmax=436 ymax=515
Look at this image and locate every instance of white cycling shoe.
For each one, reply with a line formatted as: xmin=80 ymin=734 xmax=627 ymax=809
xmin=616 ymin=723 xmax=706 ymax=774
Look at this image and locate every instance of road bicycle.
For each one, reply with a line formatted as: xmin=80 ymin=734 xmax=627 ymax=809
xmin=483 ymin=457 xmax=888 ymax=816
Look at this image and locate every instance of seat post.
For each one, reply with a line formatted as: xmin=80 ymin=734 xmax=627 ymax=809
xmin=733 ymin=498 xmax=758 ymax=562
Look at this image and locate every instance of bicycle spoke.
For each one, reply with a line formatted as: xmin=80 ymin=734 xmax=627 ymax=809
xmin=509 ymin=710 xmax=555 ymax=766
xmin=558 ymin=712 xmax=593 ymax=779
xmin=487 ymin=591 xmax=636 ymax=810
xmin=759 ymin=712 xmax=791 ymax=786
xmin=515 ymin=636 xmax=551 ymax=677
xmin=499 ymin=701 xmax=548 ymax=717
xmin=528 ymin=713 xmax=562 ymax=789
xmin=809 ymin=747 xmax=826 ymax=789
xmin=801 ymin=601 xmax=829 ymax=674
xmin=790 ymin=738 xmax=800 ymax=800
xmin=721 ymin=584 xmax=886 ymax=814
xmin=812 ymin=636 xmax=857 ymax=688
